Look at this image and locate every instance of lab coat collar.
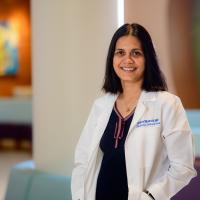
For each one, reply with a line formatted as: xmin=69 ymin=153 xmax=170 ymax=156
xmin=102 ymin=90 xmax=158 ymax=127
xmin=139 ymin=90 xmax=157 ymax=102
xmin=111 ymin=90 xmax=157 ymax=104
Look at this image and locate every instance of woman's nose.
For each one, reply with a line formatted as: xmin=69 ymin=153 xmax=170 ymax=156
xmin=124 ymin=53 xmax=134 ymax=64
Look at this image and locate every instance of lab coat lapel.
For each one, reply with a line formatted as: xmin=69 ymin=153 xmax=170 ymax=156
xmin=85 ymin=94 xmax=118 ymax=195
xmin=89 ymin=94 xmax=118 ymax=158
xmin=129 ymin=101 xmax=146 ymax=133
xmin=128 ymin=91 xmax=154 ymax=133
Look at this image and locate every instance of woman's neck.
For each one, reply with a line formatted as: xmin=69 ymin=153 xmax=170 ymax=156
xmin=120 ymin=81 xmax=142 ymax=101
xmin=115 ymin=81 xmax=142 ymax=117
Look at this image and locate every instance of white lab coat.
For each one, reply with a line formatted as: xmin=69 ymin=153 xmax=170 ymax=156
xmin=71 ymin=91 xmax=197 ymax=200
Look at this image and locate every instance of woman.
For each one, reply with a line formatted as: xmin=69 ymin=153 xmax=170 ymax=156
xmin=71 ymin=23 xmax=197 ymax=200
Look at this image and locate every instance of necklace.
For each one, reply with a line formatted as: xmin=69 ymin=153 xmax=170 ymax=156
xmin=117 ymin=98 xmax=137 ymax=114
xmin=123 ymin=99 xmax=136 ymax=113
xmin=126 ymin=107 xmax=131 ymax=113
xmin=124 ymin=104 xmax=135 ymax=113
xmin=117 ymin=91 xmax=141 ymax=115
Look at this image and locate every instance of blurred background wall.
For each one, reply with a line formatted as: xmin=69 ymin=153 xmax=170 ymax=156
xmin=193 ymin=0 xmax=200 ymax=90
xmin=169 ymin=0 xmax=200 ymax=108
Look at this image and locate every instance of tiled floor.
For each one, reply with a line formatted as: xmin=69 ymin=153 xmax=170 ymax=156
xmin=0 ymin=151 xmax=32 ymax=200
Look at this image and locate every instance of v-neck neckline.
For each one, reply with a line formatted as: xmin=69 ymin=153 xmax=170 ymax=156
xmin=114 ymin=102 xmax=136 ymax=121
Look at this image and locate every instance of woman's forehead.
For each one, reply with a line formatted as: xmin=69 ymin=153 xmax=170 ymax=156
xmin=115 ymin=35 xmax=142 ymax=49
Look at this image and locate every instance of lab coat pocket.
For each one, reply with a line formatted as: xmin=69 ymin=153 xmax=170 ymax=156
xmin=133 ymin=126 xmax=163 ymax=168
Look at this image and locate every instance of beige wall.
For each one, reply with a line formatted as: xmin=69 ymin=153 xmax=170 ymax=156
xmin=124 ymin=0 xmax=176 ymax=93
xmin=32 ymin=0 xmax=118 ymax=175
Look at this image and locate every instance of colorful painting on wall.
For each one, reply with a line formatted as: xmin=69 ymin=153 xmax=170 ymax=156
xmin=0 ymin=21 xmax=19 ymax=76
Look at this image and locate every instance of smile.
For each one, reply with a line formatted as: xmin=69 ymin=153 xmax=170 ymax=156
xmin=120 ymin=66 xmax=137 ymax=72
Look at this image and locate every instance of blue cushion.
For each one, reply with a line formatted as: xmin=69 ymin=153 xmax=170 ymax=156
xmin=0 ymin=98 xmax=32 ymax=124
xmin=5 ymin=161 xmax=72 ymax=200
xmin=186 ymin=110 xmax=200 ymax=156
xmin=5 ymin=168 xmax=35 ymax=200
xmin=191 ymin=127 xmax=200 ymax=135
xmin=186 ymin=110 xmax=200 ymax=127
xmin=28 ymin=172 xmax=71 ymax=200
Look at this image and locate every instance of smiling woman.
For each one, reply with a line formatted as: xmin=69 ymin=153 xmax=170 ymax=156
xmin=71 ymin=23 xmax=196 ymax=200
xmin=113 ymin=35 xmax=145 ymax=86
xmin=102 ymin=23 xmax=167 ymax=95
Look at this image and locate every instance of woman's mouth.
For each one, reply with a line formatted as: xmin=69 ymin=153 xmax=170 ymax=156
xmin=120 ymin=66 xmax=137 ymax=72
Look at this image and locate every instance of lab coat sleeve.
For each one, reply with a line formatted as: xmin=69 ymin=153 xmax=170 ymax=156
xmin=147 ymin=96 xmax=197 ymax=200
xmin=71 ymin=101 xmax=99 ymax=200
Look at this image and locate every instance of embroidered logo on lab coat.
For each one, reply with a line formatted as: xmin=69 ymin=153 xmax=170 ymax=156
xmin=136 ymin=118 xmax=160 ymax=128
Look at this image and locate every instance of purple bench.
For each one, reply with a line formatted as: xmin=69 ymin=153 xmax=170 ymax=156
xmin=172 ymin=164 xmax=200 ymax=200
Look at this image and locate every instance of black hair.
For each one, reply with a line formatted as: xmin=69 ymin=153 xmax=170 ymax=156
xmin=102 ymin=23 xmax=168 ymax=93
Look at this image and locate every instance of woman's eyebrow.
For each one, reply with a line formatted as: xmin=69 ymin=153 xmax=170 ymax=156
xmin=115 ymin=48 xmax=124 ymax=51
xmin=131 ymin=48 xmax=143 ymax=51
xmin=115 ymin=48 xmax=142 ymax=51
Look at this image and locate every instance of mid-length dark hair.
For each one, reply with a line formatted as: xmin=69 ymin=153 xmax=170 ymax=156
xmin=102 ymin=23 xmax=168 ymax=94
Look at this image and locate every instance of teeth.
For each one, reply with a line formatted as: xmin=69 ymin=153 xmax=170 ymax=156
xmin=120 ymin=67 xmax=136 ymax=72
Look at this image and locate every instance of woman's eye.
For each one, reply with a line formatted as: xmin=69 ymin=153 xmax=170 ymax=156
xmin=114 ymin=50 xmax=125 ymax=56
xmin=131 ymin=50 xmax=142 ymax=57
xmin=114 ymin=49 xmax=143 ymax=57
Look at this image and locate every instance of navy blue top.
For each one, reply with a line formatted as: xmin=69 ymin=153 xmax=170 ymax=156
xmin=96 ymin=103 xmax=135 ymax=200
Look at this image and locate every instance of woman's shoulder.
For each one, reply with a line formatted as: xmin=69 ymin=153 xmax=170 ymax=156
xmin=155 ymin=91 xmax=182 ymax=107
xmin=143 ymin=90 xmax=179 ymax=103
xmin=157 ymin=91 xmax=179 ymax=100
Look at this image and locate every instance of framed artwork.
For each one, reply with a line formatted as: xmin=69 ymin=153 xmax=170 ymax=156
xmin=0 ymin=21 xmax=19 ymax=76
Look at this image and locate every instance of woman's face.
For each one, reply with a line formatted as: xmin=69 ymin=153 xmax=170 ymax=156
xmin=113 ymin=35 xmax=145 ymax=85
